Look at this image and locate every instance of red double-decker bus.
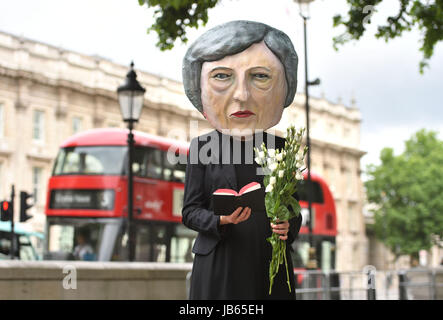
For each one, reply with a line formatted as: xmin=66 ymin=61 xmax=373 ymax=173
xmin=291 ymin=171 xmax=337 ymax=272
xmin=44 ymin=128 xmax=337 ymax=268
xmin=44 ymin=128 xmax=196 ymax=262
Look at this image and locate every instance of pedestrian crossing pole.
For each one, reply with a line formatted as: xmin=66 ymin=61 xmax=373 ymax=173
xmin=10 ymin=185 xmax=15 ymax=260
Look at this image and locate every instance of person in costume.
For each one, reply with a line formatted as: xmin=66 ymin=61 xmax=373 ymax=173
xmin=182 ymin=20 xmax=302 ymax=300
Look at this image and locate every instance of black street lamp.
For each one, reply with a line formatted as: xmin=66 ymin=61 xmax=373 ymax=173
xmin=295 ymin=0 xmax=320 ymax=270
xmin=117 ymin=61 xmax=146 ymax=262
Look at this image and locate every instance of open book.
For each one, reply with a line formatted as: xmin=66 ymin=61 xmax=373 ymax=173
xmin=212 ymin=182 xmax=265 ymax=215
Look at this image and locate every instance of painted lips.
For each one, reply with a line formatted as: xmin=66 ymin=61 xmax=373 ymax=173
xmin=231 ymin=111 xmax=255 ymax=118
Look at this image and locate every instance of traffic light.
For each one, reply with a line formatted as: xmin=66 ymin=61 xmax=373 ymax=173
xmin=0 ymin=200 xmax=12 ymax=221
xmin=20 ymin=191 xmax=33 ymax=222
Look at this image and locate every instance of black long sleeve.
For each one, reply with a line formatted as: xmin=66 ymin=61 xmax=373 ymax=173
xmin=181 ymin=138 xmax=222 ymax=238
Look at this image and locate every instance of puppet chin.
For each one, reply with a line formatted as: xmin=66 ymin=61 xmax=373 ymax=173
xmin=205 ymin=109 xmax=283 ymax=138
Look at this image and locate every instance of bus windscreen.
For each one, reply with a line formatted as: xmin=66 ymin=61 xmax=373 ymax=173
xmin=52 ymin=146 xmax=126 ymax=176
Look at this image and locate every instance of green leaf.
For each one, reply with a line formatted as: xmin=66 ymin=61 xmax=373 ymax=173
xmin=265 ymin=193 xmax=275 ymax=218
xmin=277 ymin=205 xmax=291 ymax=221
xmin=288 ymin=195 xmax=301 ymax=216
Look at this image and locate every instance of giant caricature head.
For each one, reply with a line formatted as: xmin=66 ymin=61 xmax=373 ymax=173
xmin=183 ymin=20 xmax=298 ymax=136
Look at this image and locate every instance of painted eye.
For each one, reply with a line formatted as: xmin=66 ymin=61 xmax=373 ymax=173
xmin=213 ymin=73 xmax=231 ymax=80
xmin=252 ymin=73 xmax=270 ymax=80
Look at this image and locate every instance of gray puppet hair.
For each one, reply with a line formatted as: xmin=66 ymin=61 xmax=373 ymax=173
xmin=182 ymin=20 xmax=298 ymax=113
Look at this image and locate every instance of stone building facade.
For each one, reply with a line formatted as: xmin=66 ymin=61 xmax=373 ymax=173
xmin=0 ymin=30 xmax=367 ymax=271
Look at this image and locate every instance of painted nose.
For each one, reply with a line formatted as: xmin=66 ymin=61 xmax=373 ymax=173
xmin=233 ymin=77 xmax=249 ymax=102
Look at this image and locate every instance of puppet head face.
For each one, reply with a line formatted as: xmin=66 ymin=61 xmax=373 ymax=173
xmin=183 ymin=20 xmax=298 ymax=138
xmin=200 ymin=41 xmax=287 ymax=135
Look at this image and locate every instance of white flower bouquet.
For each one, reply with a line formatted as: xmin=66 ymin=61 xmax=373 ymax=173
xmin=254 ymin=126 xmax=307 ymax=294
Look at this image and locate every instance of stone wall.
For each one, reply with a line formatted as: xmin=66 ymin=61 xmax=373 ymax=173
xmin=0 ymin=261 xmax=192 ymax=300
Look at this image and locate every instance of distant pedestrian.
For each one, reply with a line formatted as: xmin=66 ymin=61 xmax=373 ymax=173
xmin=73 ymin=229 xmax=95 ymax=261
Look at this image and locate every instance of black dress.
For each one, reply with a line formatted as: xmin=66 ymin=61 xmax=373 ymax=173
xmin=185 ymin=130 xmax=301 ymax=300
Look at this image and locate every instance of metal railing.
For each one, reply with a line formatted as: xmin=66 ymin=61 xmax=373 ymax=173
xmin=398 ymin=268 xmax=443 ymax=300
xmin=294 ymin=267 xmax=443 ymax=300
xmin=185 ymin=267 xmax=443 ymax=300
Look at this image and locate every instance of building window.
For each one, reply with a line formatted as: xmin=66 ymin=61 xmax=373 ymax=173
xmin=344 ymin=168 xmax=354 ymax=196
xmin=0 ymin=103 xmax=4 ymax=138
xmin=348 ymin=203 xmax=358 ymax=233
xmin=33 ymin=110 xmax=45 ymax=142
xmin=311 ymin=118 xmax=317 ymax=135
xmin=325 ymin=165 xmax=337 ymax=194
xmin=72 ymin=116 xmax=82 ymax=134
xmin=0 ymin=162 xmax=2 ymax=196
xmin=32 ymin=167 xmax=43 ymax=204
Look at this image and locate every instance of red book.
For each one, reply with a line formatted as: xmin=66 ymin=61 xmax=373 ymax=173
xmin=212 ymin=182 xmax=265 ymax=215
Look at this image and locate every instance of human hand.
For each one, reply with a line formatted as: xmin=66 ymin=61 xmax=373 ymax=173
xmin=219 ymin=207 xmax=251 ymax=225
xmin=271 ymin=219 xmax=290 ymax=240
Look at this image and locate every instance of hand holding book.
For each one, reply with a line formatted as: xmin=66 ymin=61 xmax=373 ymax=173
xmin=219 ymin=207 xmax=251 ymax=225
xmin=212 ymin=182 xmax=265 ymax=216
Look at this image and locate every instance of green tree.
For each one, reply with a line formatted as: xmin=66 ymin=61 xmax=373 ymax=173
xmin=333 ymin=0 xmax=443 ymax=73
xmin=138 ymin=0 xmax=442 ymax=73
xmin=138 ymin=0 xmax=218 ymax=50
xmin=365 ymin=129 xmax=443 ymax=264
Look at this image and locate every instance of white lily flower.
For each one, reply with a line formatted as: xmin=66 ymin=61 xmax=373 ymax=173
xmin=276 ymin=153 xmax=283 ymax=162
xmin=268 ymin=162 xmax=278 ymax=172
xmin=265 ymin=184 xmax=274 ymax=193
xmin=268 ymin=149 xmax=275 ymax=158
xmin=259 ymin=151 xmax=265 ymax=159
xmin=296 ymin=171 xmax=303 ymax=180
xmin=270 ymin=176 xmax=276 ymax=185
xmin=255 ymin=156 xmax=262 ymax=165
xmin=278 ymin=170 xmax=284 ymax=178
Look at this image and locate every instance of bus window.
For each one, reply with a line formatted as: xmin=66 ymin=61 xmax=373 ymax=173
xmin=292 ymin=240 xmax=310 ymax=269
xmin=146 ymin=148 xmax=163 ymax=179
xmin=19 ymin=235 xmax=38 ymax=261
xmin=53 ymin=146 xmax=126 ymax=175
xmin=135 ymin=224 xmax=151 ymax=261
xmin=164 ymin=154 xmax=187 ymax=183
xmin=0 ymin=237 xmax=12 ymax=259
xmin=321 ymin=241 xmax=332 ymax=273
xmin=133 ymin=147 xmax=147 ymax=177
xmin=170 ymin=224 xmax=196 ymax=263
xmin=296 ymin=180 xmax=324 ymax=203
xmin=152 ymin=225 xmax=167 ymax=262
xmin=46 ymin=218 xmax=122 ymax=261
xmin=135 ymin=223 xmax=167 ymax=262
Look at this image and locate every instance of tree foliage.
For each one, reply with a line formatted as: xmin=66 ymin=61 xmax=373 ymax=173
xmin=333 ymin=0 xmax=443 ymax=73
xmin=364 ymin=129 xmax=443 ymax=260
xmin=138 ymin=0 xmax=218 ymax=50
xmin=138 ymin=0 xmax=442 ymax=73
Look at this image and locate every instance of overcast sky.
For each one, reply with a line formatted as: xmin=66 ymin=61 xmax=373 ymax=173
xmin=0 ymin=0 xmax=442 ymax=178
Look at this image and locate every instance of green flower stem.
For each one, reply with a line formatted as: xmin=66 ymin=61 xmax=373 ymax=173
xmin=268 ymin=232 xmax=292 ymax=295
xmin=283 ymin=242 xmax=291 ymax=293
